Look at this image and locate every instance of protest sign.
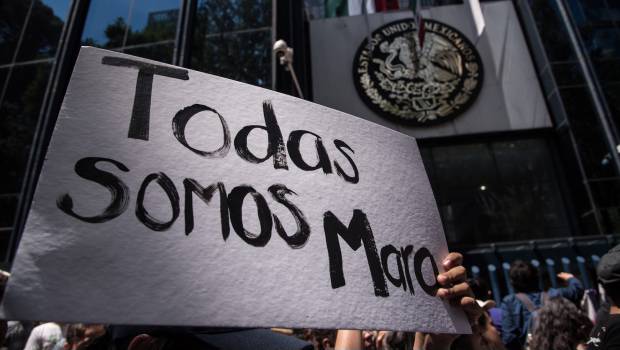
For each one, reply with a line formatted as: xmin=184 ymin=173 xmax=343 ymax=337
xmin=2 ymin=47 xmax=469 ymax=333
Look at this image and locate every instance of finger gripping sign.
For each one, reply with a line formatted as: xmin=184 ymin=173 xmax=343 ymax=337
xmin=2 ymin=47 xmax=469 ymax=333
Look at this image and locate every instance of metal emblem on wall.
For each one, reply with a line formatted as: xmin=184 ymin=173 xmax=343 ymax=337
xmin=353 ymin=19 xmax=483 ymax=125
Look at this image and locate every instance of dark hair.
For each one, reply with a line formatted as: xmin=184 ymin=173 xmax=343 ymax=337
xmin=467 ymin=277 xmax=491 ymax=300
xmin=509 ymin=260 xmax=539 ymax=293
xmin=299 ymin=329 xmax=336 ymax=350
xmin=66 ymin=323 xmax=86 ymax=346
xmin=529 ymin=297 xmax=593 ymax=350
xmin=602 ymin=281 xmax=620 ymax=306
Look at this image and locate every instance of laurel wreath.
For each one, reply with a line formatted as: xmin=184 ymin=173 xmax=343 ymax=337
xmin=360 ymin=60 xmax=480 ymax=123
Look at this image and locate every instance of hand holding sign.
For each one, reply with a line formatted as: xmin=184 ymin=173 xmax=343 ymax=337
xmin=2 ymin=47 xmax=469 ymax=333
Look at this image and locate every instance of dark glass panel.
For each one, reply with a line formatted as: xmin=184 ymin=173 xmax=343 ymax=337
xmin=577 ymin=0 xmax=616 ymax=23
xmin=539 ymin=65 xmax=555 ymax=96
xmin=606 ymin=2 xmax=620 ymax=22
xmin=589 ymin=178 xmax=620 ymax=208
xmin=565 ymin=0 xmax=587 ymax=25
xmin=191 ymin=29 xmax=272 ymax=87
xmin=551 ymin=62 xmax=584 ymax=87
xmin=0 ymin=229 xmax=10 ymax=262
xmin=0 ymin=195 xmax=17 ymax=227
xmin=582 ymin=26 xmax=620 ymax=60
xmin=528 ymin=0 xmax=576 ymax=62
xmin=0 ymin=63 xmax=51 ymax=193
xmin=194 ymin=0 xmax=272 ymax=35
xmin=593 ymin=58 xmax=620 ymax=85
xmin=492 ymin=139 xmax=553 ymax=183
xmin=604 ymin=84 xmax=620 ymax=134
xmin=125 ymin=0 xmax=180 ymax=47
xmin=421 ymin=138 xmax=570 ymax=246
xmin=430 ymin=143 xmax=497 ymax=190
xmin=123 ymin=42 xmax=174 ymax=64
xmin=555 ymin=126 xmax=590 ymax=215
xmin=558 ymin=86 xmax=615 ymax=178
xmin=81 ymin=0 xmax=130 ymax=48
xmin=0 ymin=69 xmax=8 ymax=93
xmin=580 ymin=211 xmax=601 ymax=235
xmin=600 ymin=207 xmax=620 ymax=234
xmin=0 ymin=0 xmax=32 ymax=64
xmin=16 ymin=0 xmax=68 ymax=62
xmin=546 ymin=90 xmax=567 ymax=124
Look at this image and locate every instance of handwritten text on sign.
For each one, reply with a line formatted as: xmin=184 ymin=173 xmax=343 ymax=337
xmin=3 ymin=47 xmax=469 ymax=333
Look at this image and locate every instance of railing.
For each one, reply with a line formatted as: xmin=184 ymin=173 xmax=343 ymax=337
xmin=459 ymin=234 xmax=619 ymax=303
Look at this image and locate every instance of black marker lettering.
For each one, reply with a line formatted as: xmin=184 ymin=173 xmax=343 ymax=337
xmin=323 ymin=210 xmax=388 ymax=297
xmin=401 ymin=245 xmax=415 ymax=295
xmin=228 ymin=185 xmax=272 ymax=247
xmin=381 ymin=244 xmax=407 ymax=291
xmin=172 ymin=104 xmax=231 ymax=158
xmin=414 ymin=247 xmax=440 ymax=296
xmin=136 ymin=172 xmax=180 ymax=231
xmin=333 ymin=139 xmax=359 ymax=184
xmin=268 ymin=184 xmax=310 ymax=249
xmin=288 ymin=130 xmax=332 ymax=174
xmin=57 ymin=157 xmax=130 ymax=223
xmin=183 ymin=179 xmax=230 ymax=239
xmin=234 ymin=101 xmax=288 ymax=169
xmin=101 ymin=56 xmax=189 ymax=140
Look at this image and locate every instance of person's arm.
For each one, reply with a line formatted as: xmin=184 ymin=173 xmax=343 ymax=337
xmin=23 ymin=325 xmax=41 ymax=350
xmin=424 ymin=252 xmax=482 ymax=350
xmin=335 ymin=330 xmax=363 ymax=350
xmin=553 ymin=272 xmax=584 ymax=302
xmin=500 ymin=299 xmax=520 ymax=350
xmin=335 ymin=253 xmax=481 ymax=350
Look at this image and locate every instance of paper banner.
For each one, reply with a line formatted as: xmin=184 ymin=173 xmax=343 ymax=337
xmin=2 ymin=47 xmax=469 ymax=333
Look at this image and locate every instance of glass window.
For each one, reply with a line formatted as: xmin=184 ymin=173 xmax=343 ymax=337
xmin=558 ymin=86 xmax=616 ymax=179
xmin=0 ymin=0 xmax=71 ymax=264
xmin=0 ymin=0 xmax=31 ymax=64
xmin=0 ymin=63 xmax=52 ymax=194
xmin=15 ymin=0 xmax=69 ymax=62
xmin=125 ymin=0 xmax=179 ymax=47
xmin=194 ymin=0 xmax=271 ymax=34
xmin=583 ymin=27 xmax=620 ymax=60
xmin=81 ymin=0 xmax=131 ymax=48
xmin=191 ymin=0 xmax=273 ymax=87
xmin=551 ymin=62 xmax=584 ymax=87
xmin=0 ymin=195 xmax=18 ymax=228
xmin=594 ymin=58 xmax=620 ymax=85
xmin=0 ymin=228 xmax=11 ymax=262
xmin=605 ymin=84 xmax=620 ymax=134
xmin=421 ymin=138 xmax=571 ymax=246
xmin=191 ymin=30 xmax=272 ymax=87
xmin=124 ymin=42 xmax=175 ymax=63
xmin=528 ymin=0 xmax=576 ymax=62
xmin=81 ymin=0 xmax=180 ymax=63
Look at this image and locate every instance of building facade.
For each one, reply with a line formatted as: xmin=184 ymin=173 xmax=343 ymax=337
xmin=0 ymin=0 xmax=618 ymax=273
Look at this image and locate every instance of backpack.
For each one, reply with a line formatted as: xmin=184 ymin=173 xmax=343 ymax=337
xmin=515 ymin=291 xmax=548 ymax=350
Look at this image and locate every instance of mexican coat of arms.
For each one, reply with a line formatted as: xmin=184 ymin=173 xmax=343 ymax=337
xmin=353 ymin=19 xmax=483 ymax=125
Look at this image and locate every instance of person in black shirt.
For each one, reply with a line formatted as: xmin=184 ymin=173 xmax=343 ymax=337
xmin=588 ymin=244 xmax=620 ymax=350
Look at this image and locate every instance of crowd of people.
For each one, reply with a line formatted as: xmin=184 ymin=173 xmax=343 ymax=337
xmin=1 ymin=247 xmax=619 ymax=350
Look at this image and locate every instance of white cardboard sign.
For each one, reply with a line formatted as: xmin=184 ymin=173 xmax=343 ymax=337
xmin=2 ymin=47 xmax=469 ymax=333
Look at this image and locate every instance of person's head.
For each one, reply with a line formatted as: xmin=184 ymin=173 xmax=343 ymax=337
xmin=307 ymin=329 xmax=336 ymax=350
xmin=598 ymin=244 xmax=620 ymax=307
xmin=64 ymin=324 xmax=86 ymax=350
xmin=509 ymin=260 xmax=539 ymax=293
xmin=450 ymin=308 xmax=505 ymax=350
xmin=529 ymin=297 xmax=593 ymax=350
